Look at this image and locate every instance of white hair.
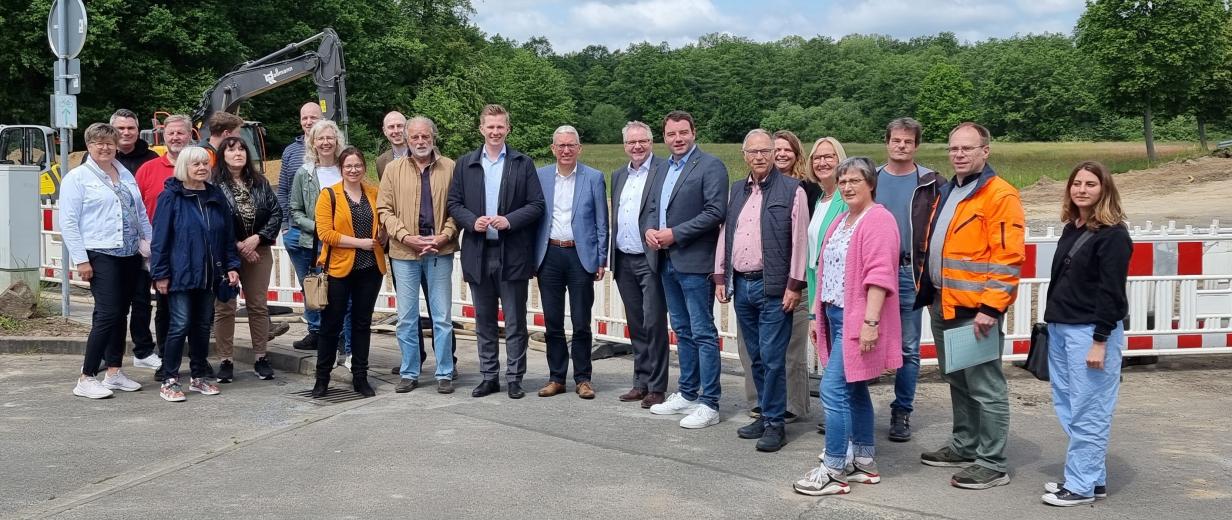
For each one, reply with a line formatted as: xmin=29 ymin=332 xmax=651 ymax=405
xmin=621 ymin=121 xmax=653 ymax=142
xmin=553 ymin=125 xmax=580 ymax=142
xmin=742 ymin=128 xmax=772 ymax=148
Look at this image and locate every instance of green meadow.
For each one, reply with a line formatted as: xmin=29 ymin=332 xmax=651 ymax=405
xmin=542 ymin=141 xmax=1199 ymax=188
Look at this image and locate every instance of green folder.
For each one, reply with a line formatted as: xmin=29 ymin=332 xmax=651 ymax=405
xmin=942 ymin=323 xmax=1003 ymax=373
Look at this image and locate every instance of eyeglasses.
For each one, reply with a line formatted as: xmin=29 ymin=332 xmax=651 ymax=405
xmin=811 ymin=154 xmax=838 ymax=162
xmin=947 ymin=145 xmax=985 ymax=155
xmin=553 ymin=143 xmax=580 ymax=150
xmin=743 ymin=149 xmax=773 ymax=157
xmin=87 ymin=141 xmax=116 ymax=149
xmin=836 ymin=178 xmax=866 ymax=187
xmin=623 ymin=139 xmax=651 ymax=146
xmin=342 ymin=165 xmax=365 ymax=171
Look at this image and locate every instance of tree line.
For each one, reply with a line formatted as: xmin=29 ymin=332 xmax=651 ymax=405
xmin=0 ymin=0 xmax=1227 ymax=161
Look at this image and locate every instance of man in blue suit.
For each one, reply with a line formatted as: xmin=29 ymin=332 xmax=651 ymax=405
xmin=534 ymin=125 xmax=609 ymax=399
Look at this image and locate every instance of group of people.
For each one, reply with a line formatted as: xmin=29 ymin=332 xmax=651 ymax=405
xmin=60 ymin=104 xmax=1132 ymax=507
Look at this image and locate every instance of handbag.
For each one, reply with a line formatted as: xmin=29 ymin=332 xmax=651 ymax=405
xmin=1025 ymin=229 xmax=1096 ymax=381
xmin=302 ymin=189 xmax=337 ymax=311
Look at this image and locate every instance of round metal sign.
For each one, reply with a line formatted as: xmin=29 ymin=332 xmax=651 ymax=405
xmin=47 ymin=0 xmax=88 ymax=59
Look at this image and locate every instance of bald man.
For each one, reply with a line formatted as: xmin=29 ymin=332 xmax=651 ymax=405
xmin=376 ymin=111 xmax=408 ymax=180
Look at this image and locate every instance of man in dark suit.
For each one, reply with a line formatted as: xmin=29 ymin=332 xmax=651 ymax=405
xmin=447 ymin=104 xmax=545 ymax=399
xmin=610 ymin=121 xmax=670 ymax=409
xmin=533 ymin=125 xmax=608 ymax=400
xmin=643 ymin=110 xmax=729 ymax=429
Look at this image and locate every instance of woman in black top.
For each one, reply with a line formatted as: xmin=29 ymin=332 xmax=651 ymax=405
xmin=1041 ymin=160 xmax=1132 ymax=507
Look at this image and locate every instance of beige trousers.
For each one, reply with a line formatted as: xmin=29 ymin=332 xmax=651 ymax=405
xmin=213 ymin=245 xmax=273 ymax=358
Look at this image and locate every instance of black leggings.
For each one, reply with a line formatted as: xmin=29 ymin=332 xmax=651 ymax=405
xmin=81 ymin=252 xmax=142 ymax=377
xmin=317 ymin=267 xmax=383 ymax=380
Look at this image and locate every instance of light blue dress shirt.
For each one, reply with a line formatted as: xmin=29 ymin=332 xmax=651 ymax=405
xmin=481 ymin=145 xmax=506 ymax=240
xmin=658 ymin=145 xmax=696 ymax=228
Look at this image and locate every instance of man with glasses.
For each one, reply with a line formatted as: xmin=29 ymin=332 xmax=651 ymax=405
xmin=713 ymin=129 xmax=809 ymax=451
xmin=643 ymin=110 xmax=729 ymax=429
xmin=532 ymin=125 xmax=608 ymax=400
xmin=611 ymin=121 xmax=670 ymax=409
xmin=917 ymin=122 xmax=1025 ymax=490
xmin=875 ymin=118 xmax=943 ymax=442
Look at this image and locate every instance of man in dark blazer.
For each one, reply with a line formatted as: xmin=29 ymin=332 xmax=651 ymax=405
xmin=610 ymin=121 xmax=670 ymax=409
xmin=643 ymin=110 xmax=729 ymax=429
xmin=447 ymin=104 xmax=545 ymax=399
xmin=533 ymin=125 xmax=608 ymax=400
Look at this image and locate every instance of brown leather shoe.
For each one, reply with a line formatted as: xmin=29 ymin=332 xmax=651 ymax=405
xmin=576 ymin=381 xmax=595 ymax=399
xmin=640 ymin=391 xmax=666 ymax=409
xmin=537 ymin=381 xmax=566 ymax=397
xmin=618 ymin=388 xmax=647 ymax=402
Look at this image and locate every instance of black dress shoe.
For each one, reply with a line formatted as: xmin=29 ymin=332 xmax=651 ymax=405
xmin=353 ymin=376 xmax=375 ymax=397
xmin=311 ymin=380 xmax=329 ymax=398
xmin=757 ymin=424 xmax=786 ymax=452
xmin=737 ymin=419 xmax=766 ymax=439
xmin=507 ymin=381 xmax=525 ymax=399
xmin=390 ymin=366 xmax=400 ymax=375
xmin=471 ymin=380 xmax=500 ymax=398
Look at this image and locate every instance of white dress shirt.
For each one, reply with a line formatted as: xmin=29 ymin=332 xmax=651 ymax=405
xmin=549 ymin=166 xmax=577 ymax=241
xmin=617 ymin=156 xmax=652 ymax=254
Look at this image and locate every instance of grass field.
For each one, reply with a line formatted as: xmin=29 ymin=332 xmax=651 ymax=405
xmin=541 ymin=141 xmax=1200 ymax=188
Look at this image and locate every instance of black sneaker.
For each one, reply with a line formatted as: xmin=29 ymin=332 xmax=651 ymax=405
xmin=1045 ymin=482 xmax=1106 ymax=499
xmin=216 ymin=360 xmax=234 ymax=384
xmin=737 ymin=419 xmax=765 ymax=439
xmin=921 ymin=446 xmax=976 ymax=467
xmin=293 ymin=331 xmax=318 ymax=351
xmin=951 ymin=465 xmax=1010 ymax=490
xmin=888 ymin=410 xmax=912 ymax=442
xmin=395 ymin=378 xmax=418 ymax=393
xmin=748 ymin=406 xmax=762 ymax=419
xmin=254 ymin=357 xmax=274 ymax=380
xmin=784 ymin=411 xmax=799 ymax=423
xmin=755 ymin=424 xmax=786 ymax=452
xmin=154 ymin=366 xmax=167 ymax=382
xmin=1042 ymin=488 xmax=1094 ymax=506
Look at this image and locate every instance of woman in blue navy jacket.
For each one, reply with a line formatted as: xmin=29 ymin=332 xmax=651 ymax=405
xmin=150 ymin=146 xmax=241 ymax=402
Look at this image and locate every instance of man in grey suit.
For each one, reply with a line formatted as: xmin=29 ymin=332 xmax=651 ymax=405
xmin=533 ymin=125 xmax=608 ymax=400
xmin=611 ymin=121 xmax=670 ymax=409
xmin=644 ymin=110 xmax=729 ymax=429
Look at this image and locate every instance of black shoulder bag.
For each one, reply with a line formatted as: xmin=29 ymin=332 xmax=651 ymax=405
xmin=1025 ymin=229 xmax=1095 ymax=381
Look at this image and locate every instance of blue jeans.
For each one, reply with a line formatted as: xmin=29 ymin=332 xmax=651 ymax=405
xmin=892 ymin=265 xmax=923 ymax=414
xmin=1048 ymin=322 xmax=1123 ymax=497
xmin=821 ymin=304 xmax=875 ymax=472
xmin=164 ymin=289 xmax=215 ymax=381
xmin=661 ymin=258 xmax=721 ymax=410
xmin=284 ymin=229 xmax=351 ymax=349
xmin=392 ymin=255 xmax=455 ymax=381
xmin=732 ymin=276 xmax=791 ymax=425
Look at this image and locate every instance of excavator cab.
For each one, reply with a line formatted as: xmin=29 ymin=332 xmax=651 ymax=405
xmin=0 ymin=125 xmax=57 ymax=203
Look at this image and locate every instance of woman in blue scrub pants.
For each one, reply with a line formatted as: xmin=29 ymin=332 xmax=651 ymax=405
xmin=1041 ymin=160 xmax=1132 ymax=507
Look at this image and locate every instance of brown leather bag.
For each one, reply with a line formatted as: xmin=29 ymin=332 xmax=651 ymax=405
xmin=302 ymin=189 xmax=336 ymax=311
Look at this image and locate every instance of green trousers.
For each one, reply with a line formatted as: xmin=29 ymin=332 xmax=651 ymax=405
xmin=931 ymin=304 xmax=1010 ymax=473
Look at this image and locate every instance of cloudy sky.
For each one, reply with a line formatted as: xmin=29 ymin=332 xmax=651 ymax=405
xmin=471 ymin=0 xmax=1085 ymax=53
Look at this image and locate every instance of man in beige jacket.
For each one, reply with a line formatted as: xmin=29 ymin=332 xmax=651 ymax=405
xmin=377 ymin=116 xmax=460 ymax=394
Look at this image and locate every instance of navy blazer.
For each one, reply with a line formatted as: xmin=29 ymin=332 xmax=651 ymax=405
xmin=609 ymin=155 xmax=664 ymax=273
xmin=640 ymin=145 xmax=729 ymax=274
xmin=447 ymin=145 xmax=545 ymax=284
xmin=535 ymin=162 xmax=608 ymax=273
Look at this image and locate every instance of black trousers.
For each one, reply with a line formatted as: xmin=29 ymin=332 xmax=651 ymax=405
xmin=471 ymin=244 xmax=529 ymax=383
xmin=81 ymin=252 xmax=142 ymax=377
xmin=129 ymin=268 xmax=167 ymax=359
xmin=614 ymin=251 xmax=670 ymax=392
xmin=317 ymin=266 xmax=383 ymax=381
xmin=537 ymin=245 xmax=594 ymax=384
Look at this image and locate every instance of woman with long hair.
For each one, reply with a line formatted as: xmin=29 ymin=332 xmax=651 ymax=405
xmin=1040 ymin=161 xmax=1132 ymax=507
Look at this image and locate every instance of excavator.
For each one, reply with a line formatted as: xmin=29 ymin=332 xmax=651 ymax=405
xmin=144 ymin=28 xmax=348 ymax=181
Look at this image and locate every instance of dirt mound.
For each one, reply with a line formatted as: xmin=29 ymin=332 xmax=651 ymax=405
xmin=1022 ymin=155 xmax=1232 ymax=228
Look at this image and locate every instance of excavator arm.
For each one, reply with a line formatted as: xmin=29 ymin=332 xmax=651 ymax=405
xmin=194 ymin=28 xmax=348 ymax=141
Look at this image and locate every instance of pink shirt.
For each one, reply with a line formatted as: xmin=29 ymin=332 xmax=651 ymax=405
xmin=714 ymin=177 xmax=810 ymax=290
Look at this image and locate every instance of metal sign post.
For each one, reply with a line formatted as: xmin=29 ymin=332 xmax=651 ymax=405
xmin=48 ymin=0 xmax=85 ymax=317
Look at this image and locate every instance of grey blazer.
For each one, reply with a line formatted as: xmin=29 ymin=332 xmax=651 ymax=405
xmin=640 ymin=146 xmax=729 ymax=274
xmin=610 ymin=155 xmax=664 ymax=274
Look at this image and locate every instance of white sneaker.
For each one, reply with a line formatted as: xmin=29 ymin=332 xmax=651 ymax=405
xmin=73 ymin=377 xmax=114 ymax=399
xmin=102 ymin=370 xmax=142 ymax=392
xmin=793 ymin=465 xmax=850 ymax=496
xmin=343 ymin=354 xmax=352 ymax=370
xmin=649 ymin=392 xmax=700 ymax=415
xmin=133 ymin=353 xmax=162 ymax=370
xmin=679 ymin=405 xmax=721 ymax=429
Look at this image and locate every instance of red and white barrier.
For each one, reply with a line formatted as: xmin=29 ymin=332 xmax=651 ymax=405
xmin=39 ymin=204 xmax=1232 ymax=363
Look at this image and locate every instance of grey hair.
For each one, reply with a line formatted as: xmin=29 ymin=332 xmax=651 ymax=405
xmin=162 ymin=114 xmax=192 ymax=131
xmin=173 ymin=146 xmax=212 ymax=182
xmin=834 ymin=157 xmax=879 ymax=198
xmin=621 ymin=121 xmax=653 ymax=142
xmin=304 ymin=120 xmax=345 ymax=165
xmin=741 ymin=128 xmax=773 ymax=149
xmin=109 ymin=109 xmax=139 ymax=126
xmin=553 ymin=125 xmax=580 ymax=142
xmin=406 ymin=115 xmax=439 ymax=142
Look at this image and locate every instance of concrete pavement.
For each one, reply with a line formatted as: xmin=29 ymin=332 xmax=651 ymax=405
xmin=4 ymin=337 xmax=1232 ymax=519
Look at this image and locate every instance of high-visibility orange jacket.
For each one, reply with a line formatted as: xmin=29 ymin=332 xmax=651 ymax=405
xmin=917 ymin=164 xmax=1025 ymax=320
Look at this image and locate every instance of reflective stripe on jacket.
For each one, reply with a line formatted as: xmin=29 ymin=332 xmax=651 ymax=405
xmin=919 ymin=164 xmax=1025 ymax=320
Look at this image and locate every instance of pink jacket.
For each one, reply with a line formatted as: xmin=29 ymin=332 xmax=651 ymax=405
xmin=812 ymin=205 xmax=903 ymax=382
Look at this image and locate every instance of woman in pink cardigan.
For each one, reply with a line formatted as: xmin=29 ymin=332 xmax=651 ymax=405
xmin=793 ymin=157 xmax=903 ymax=497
